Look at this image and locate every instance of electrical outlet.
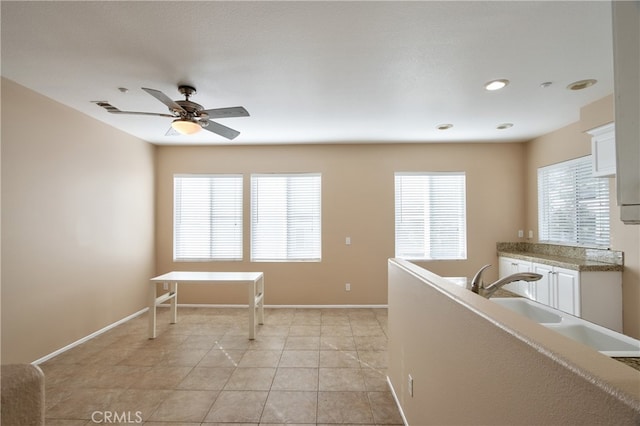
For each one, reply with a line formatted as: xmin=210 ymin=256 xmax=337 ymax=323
xmin=408 ymin=374 xmax=413 ymax=397
xmin=345 ymin=236 xmax=351 ymax=245
xmin=345 ymin=283 xmax=351 ymax=291
xmin=518 ymin=229 xmax=524 ymax=238
xmin=163 ymin=282 xmax=169 ymax=290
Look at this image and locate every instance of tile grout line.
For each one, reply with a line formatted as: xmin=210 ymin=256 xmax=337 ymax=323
xmin=260 ymin=344 xmax=283 ymax=424
xmin=199 ymin=336 xmax=235 ymax=423
xmin=42 ymin=308 xmax=398 ymax=425
xmin=316 ymin=346 xmax=321 ymax=425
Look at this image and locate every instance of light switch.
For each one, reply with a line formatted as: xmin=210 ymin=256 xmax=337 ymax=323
xmin=345 ymin=237 xmax=351 ymax=245
xmin=518 ymin=230 xmax=524 ymax=238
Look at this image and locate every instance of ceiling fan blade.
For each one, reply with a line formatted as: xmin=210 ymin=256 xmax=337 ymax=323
xmin=92 ymin=101 xmax=175 ymax=117
xmin=202 ymin=106 xmax=250 ymax=119
xmin=141 ymin=88 xmax=185 ymax=113
xmin=111 ymin=111 xmax=175 ymax=118
xmin=165 ymin=127 xmax=180 ymax=136
xmin=203 ymin=120 xmax=241 ymax=140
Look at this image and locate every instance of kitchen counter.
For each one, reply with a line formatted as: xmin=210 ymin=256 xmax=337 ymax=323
xmin=616 ymin=357 xmax=640 ymax=372
xmin=497 ymin=242 xmax=623 ymax=272
xmin=492 ymin=289 xmax=640 ymax=372
xmin=497 ymin=250 xmax=623 ymax=272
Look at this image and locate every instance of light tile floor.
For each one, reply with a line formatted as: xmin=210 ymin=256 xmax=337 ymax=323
xmin=40 ymin=307 xmax=403 ymax=425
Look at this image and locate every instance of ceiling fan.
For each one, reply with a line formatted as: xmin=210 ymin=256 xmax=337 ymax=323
xmin=93 ymin=85 xmax=249 ymax=140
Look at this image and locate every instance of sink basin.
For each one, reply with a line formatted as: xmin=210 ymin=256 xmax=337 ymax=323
xmin=492 ymin=297 xmax=640 ymax=357
xmin=492 ymin=297 xmax=563 ymax=323
xmin=546 ymin=324 xmax=640 ymax=357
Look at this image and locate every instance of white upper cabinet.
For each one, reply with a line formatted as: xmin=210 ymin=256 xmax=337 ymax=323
xmin=612 ymin=1 xmax=640 ymax=224
xmin=587 ymin=123 xmax=616 ymax=178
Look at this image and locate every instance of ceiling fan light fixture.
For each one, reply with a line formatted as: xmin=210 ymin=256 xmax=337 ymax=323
xmin=171 ymin=119 xmax=201 ymax=135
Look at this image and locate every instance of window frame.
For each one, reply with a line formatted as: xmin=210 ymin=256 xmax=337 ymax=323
xmin=173 ymin=173 xmax=244 ymax=262
xmin=537 ymin=156 xmax=610 ymax=248
xmin=250 ymin=172 xmax=322 ymax=262
xmin=394 ymin=171 xmax=467 ymax=261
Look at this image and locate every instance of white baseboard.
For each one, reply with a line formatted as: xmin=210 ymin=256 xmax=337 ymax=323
xmin=387 ymin=375 xmax=409 ymax=426
xmin=31 ymin=307 xmax=148 ymax=365
xmin=269 ymin=304 xmax=388 ymax=309
xmin=160 ymin=304 xmax=389 ymax=309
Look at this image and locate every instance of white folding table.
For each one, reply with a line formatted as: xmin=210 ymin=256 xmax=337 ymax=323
xmin=148 ymin=271 xmax=265 ymax=339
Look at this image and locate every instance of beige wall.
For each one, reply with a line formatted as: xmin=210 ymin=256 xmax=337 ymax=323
xmin=1 ymin=78 xmax=156 ymax=363
xmin=156 ymin=142 xmax=526 ymax=305
xmin=4 ymin=76 xmax=632 ymax=365
xmin=388 ymin=259 xmax=640 ymax=425
xmin=524 ymin=95 xmax=640 ymax=339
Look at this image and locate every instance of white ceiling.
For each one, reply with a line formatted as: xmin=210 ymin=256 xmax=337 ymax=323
xmin=1 ymin=1 xmax=614 ymax=145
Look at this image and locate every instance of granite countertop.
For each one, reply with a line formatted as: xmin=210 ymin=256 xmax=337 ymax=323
xmin=497 ymin=242 xmax=624 ymax=272
xmin=497 ymin=250 xmax=623 ymax=272
xmin=615 ymin=357 xmax=640 ymax=371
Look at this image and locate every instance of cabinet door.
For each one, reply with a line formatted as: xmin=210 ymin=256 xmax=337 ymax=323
xmin=498 ymin=257 xmax=531 ymax=296
xmin=612 ymin=1 xmax=640 ymax=223
xmin=514 ymin=259 xmax=534 ymax=299
xmin=589 ymin=123 xmax=616 ymax=177
xmin=498 ymin=256 xmax=515 ymax=279
xmin=532 ymin=263 xmax=554 ymax=306
xmin=498 ymin=257 xmax=519 ymax=295
xmin=555 ymin=268 xmax=580 ymax=316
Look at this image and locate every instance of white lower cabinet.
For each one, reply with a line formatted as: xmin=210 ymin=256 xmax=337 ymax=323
xmin=498 ymin=256 xmax=534 ymax=299
xmin=555 ymin=267 xmax=581 ymax=316
xmin=499 ymin=256 xmax=622 ymax=332
xmin=532 ymin=263 xmax=580 ymax=316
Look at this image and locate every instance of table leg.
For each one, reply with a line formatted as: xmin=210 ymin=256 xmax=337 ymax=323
xmin=148 ymin=282 xmax=157 ymax=339
xmin=248 ymin=279 xmax=256 ymax=340
xmin=257 ymin=275 xmax=265 ymax=325
xmin=170 ymin=282 xmax=178 ymax=324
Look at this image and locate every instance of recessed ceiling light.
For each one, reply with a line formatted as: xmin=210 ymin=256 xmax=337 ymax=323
xmin=436 ymin=124 xmax=453 ymax=130
xmin=540 ymin=82 xmax=553 ymax=88
xmin=496 ymin=123 xmax=513 ymax=130
xmin=117 ymin=87 xmax=129 ymax=93
xmin=484 ymin=79 xmax=510 ymax=91
xmin=566 ymin=79 xmax=597 ymax=91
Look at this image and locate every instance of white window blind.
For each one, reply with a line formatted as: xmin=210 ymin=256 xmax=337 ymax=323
xmin=174 ymin=174 xmax=243 ymax=261
xmin=251 ymin=173 xmax=321 ymax=261
xmin=538 ymin=156 xmax=610 ymax=248
xmin=395 ymin=172 xmax=467 ymax=260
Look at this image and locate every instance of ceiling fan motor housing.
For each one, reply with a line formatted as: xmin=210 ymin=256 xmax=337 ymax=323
xmin=178 ymin=85 xmax=197 ymax=98
xmin=176 ymin=100 xmax=205 ymax=115
xmin=175 ymin=86 xmax=208 ymax=121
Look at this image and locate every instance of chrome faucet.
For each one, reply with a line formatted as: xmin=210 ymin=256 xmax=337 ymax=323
xmin=470 ymin=264 xmax=542 ymax=298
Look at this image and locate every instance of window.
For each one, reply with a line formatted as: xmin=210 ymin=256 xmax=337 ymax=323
xmin=395 ymin=172 xmax=467 ymax=260
xmin=538 ymin=156 xmax=610 ymax=248
xmin=251 ymin=173 xmax=321 ymax=261
xmin=174 ymin=174 xmax=243 ymax=261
